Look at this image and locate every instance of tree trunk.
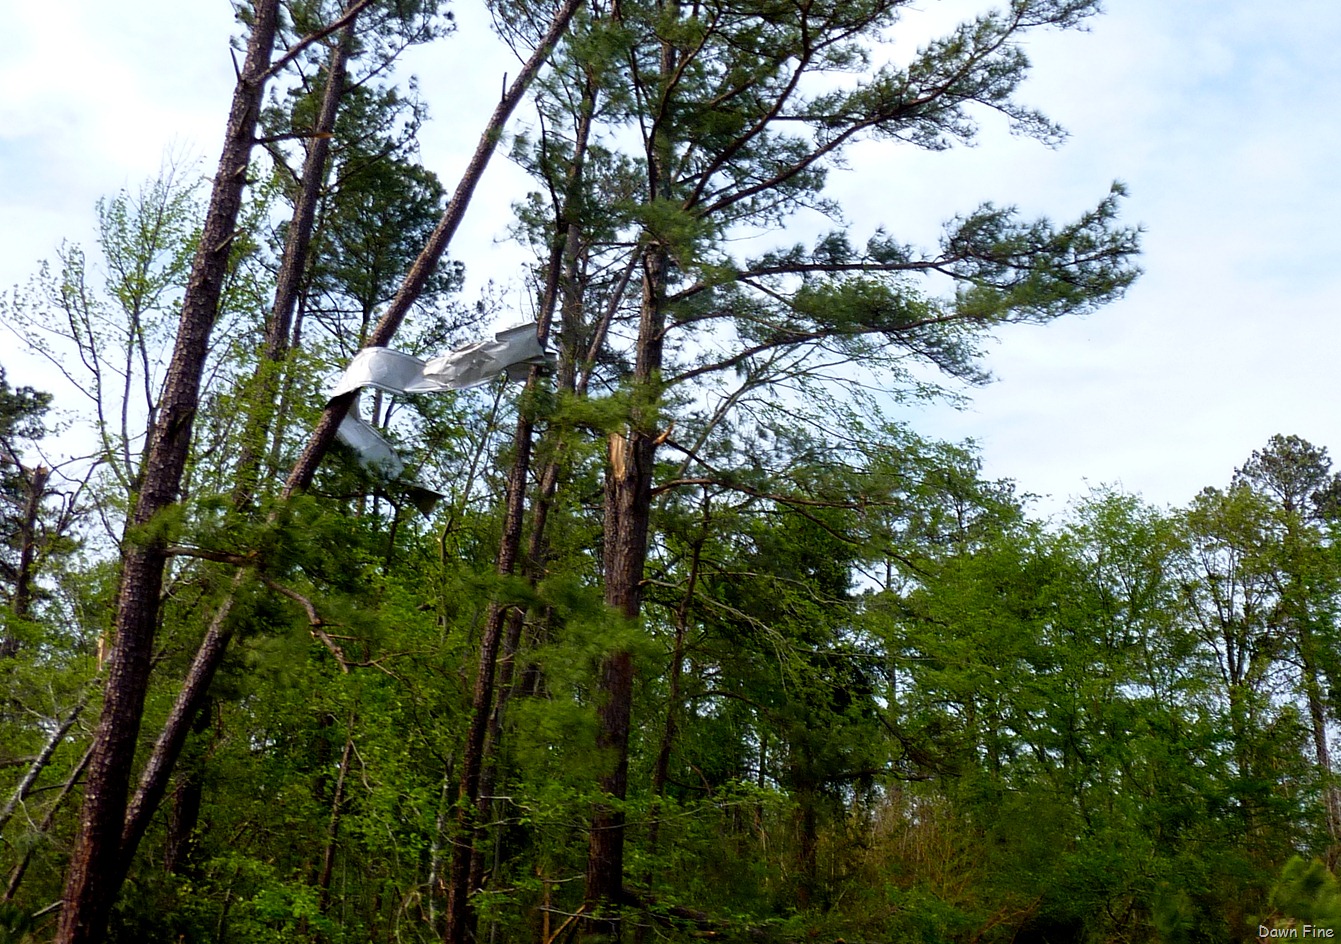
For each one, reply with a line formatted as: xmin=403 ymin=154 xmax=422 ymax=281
xmin=233 ymin=18 xmax=357 ymax=508
xmin=318 ymin=726 xmax=356 ymax=907
xmin=584 ymin=470 xmax=646 ymax=927
xmin=1301 ymin=635 xmax=1341 ymax=849
xmin=55 ymin=5 xmax=282 ymax=940
xmin=443 ymin=393 xmax=541 ymax=944
xmin=284 ymin=0 xmax=585 ymax=498
xmin=119 ymin=14 xmax=357 ymax=841
xmin=162 ymin=769 xmax=205 ymax=877
xmin=466 ymin=462 xmax=564 ymax=927
xmin=443 ymin=62 xmax=596 ymax=944
xmin=94 ymin=6 xmax=585 ymax=923
xmin=1 ymin=464 xmax=49 ymax=658
xmin=584 ymin=23 xmax=677 ymax=925
xmin=426 ymin=759 xmax=454 ymax=929
xmin=161 ymin=697 xmax=213 ymax=875
xmin=647 ymin=534 xmax=702 ymax=837
xmin=122 ymin=572 xmax=242 ymax=862
xmin=11 ymin=465 xmax=47 ymax=622
xmin=585 ymin=250 xmax=668 ymax=932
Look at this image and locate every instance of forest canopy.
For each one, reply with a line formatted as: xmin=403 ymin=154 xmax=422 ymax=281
xmin=1 ymin=1 xmax=1334 ymax=943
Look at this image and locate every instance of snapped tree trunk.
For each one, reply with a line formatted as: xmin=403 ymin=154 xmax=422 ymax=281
xmin=585 ymin=246 xmax=669 ymax=931
xmin=583 ymin=19 xmax=679 ymax=923
xmin=583 ymin=23 xmax=676 ymax=905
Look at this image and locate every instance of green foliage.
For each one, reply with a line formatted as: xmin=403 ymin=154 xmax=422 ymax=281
xmin=0 ymin=903 xmax=37 ymax=944
xmin=28 ymin=2 xmax=1341 ymax=943
xmin=1269 ymin=857 xmax=1341 ymax=931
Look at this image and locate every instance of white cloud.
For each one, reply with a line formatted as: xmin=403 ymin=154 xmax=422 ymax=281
xmin=2 ymin=0 xmax=1340 ymax=513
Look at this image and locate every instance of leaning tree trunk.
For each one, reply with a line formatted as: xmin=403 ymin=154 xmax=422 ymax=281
xmin=111 ymin=1 xmax=585 ymax=909
xmin=54 ymin=5 xmax=284 ymax=941
xmin=125 ymin=12 xmax=360 ymax=880
xmin=233 ymin=17 xmax=357 ymax=509
xmin=3 ymin=745 xmax=93 ymax=905
xmin=0 ymin=696 xmax=86 ymax=839
xmin=284 ymin=0 xmax=585 ymax=497
xmin=121 ymin=575 xmax=241 ymax=861
xmin=161 ymin=696 xmax=213 ymax=876
xmin=444 ymin=66 xmax=598 ymax=944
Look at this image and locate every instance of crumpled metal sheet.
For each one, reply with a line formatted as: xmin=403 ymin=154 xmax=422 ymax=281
xmin=331 ymin=323 xmax=549 ymax=398
xmin=336 ymin=415 xmax=405 ymax=479
xmin=328 ymin=323 xmax=549 ymax=515
xmin=336 ymin=414 xmax=443 ymax=515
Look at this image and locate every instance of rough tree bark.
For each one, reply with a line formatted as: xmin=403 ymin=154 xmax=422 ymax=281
xmin=55 ymin=4 xmax=285 ymax=939
xmin=11 ymin=466 xmax=48 ymax=622
xmin=111 ymin=3 xmax=584 ymax=913
xmin=233 ymin=17 xmax=358 ymax=508
xmin=444 ymin=63 xmax=598 ymax=944
xmin=584 ymin=28 xmax=676 ymax=927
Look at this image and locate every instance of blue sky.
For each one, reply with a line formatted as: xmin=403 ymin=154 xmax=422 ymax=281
xmin=1 ymin=0 xmax=1338 ymax=515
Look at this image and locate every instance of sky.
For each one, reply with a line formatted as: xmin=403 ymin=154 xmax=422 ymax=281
xmin=1 ymin=0 xmax=1339 ymax=517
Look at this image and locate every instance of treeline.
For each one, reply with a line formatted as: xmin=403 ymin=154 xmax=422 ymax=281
xmin=2 ymin=0 xmax=1332 ymax=942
